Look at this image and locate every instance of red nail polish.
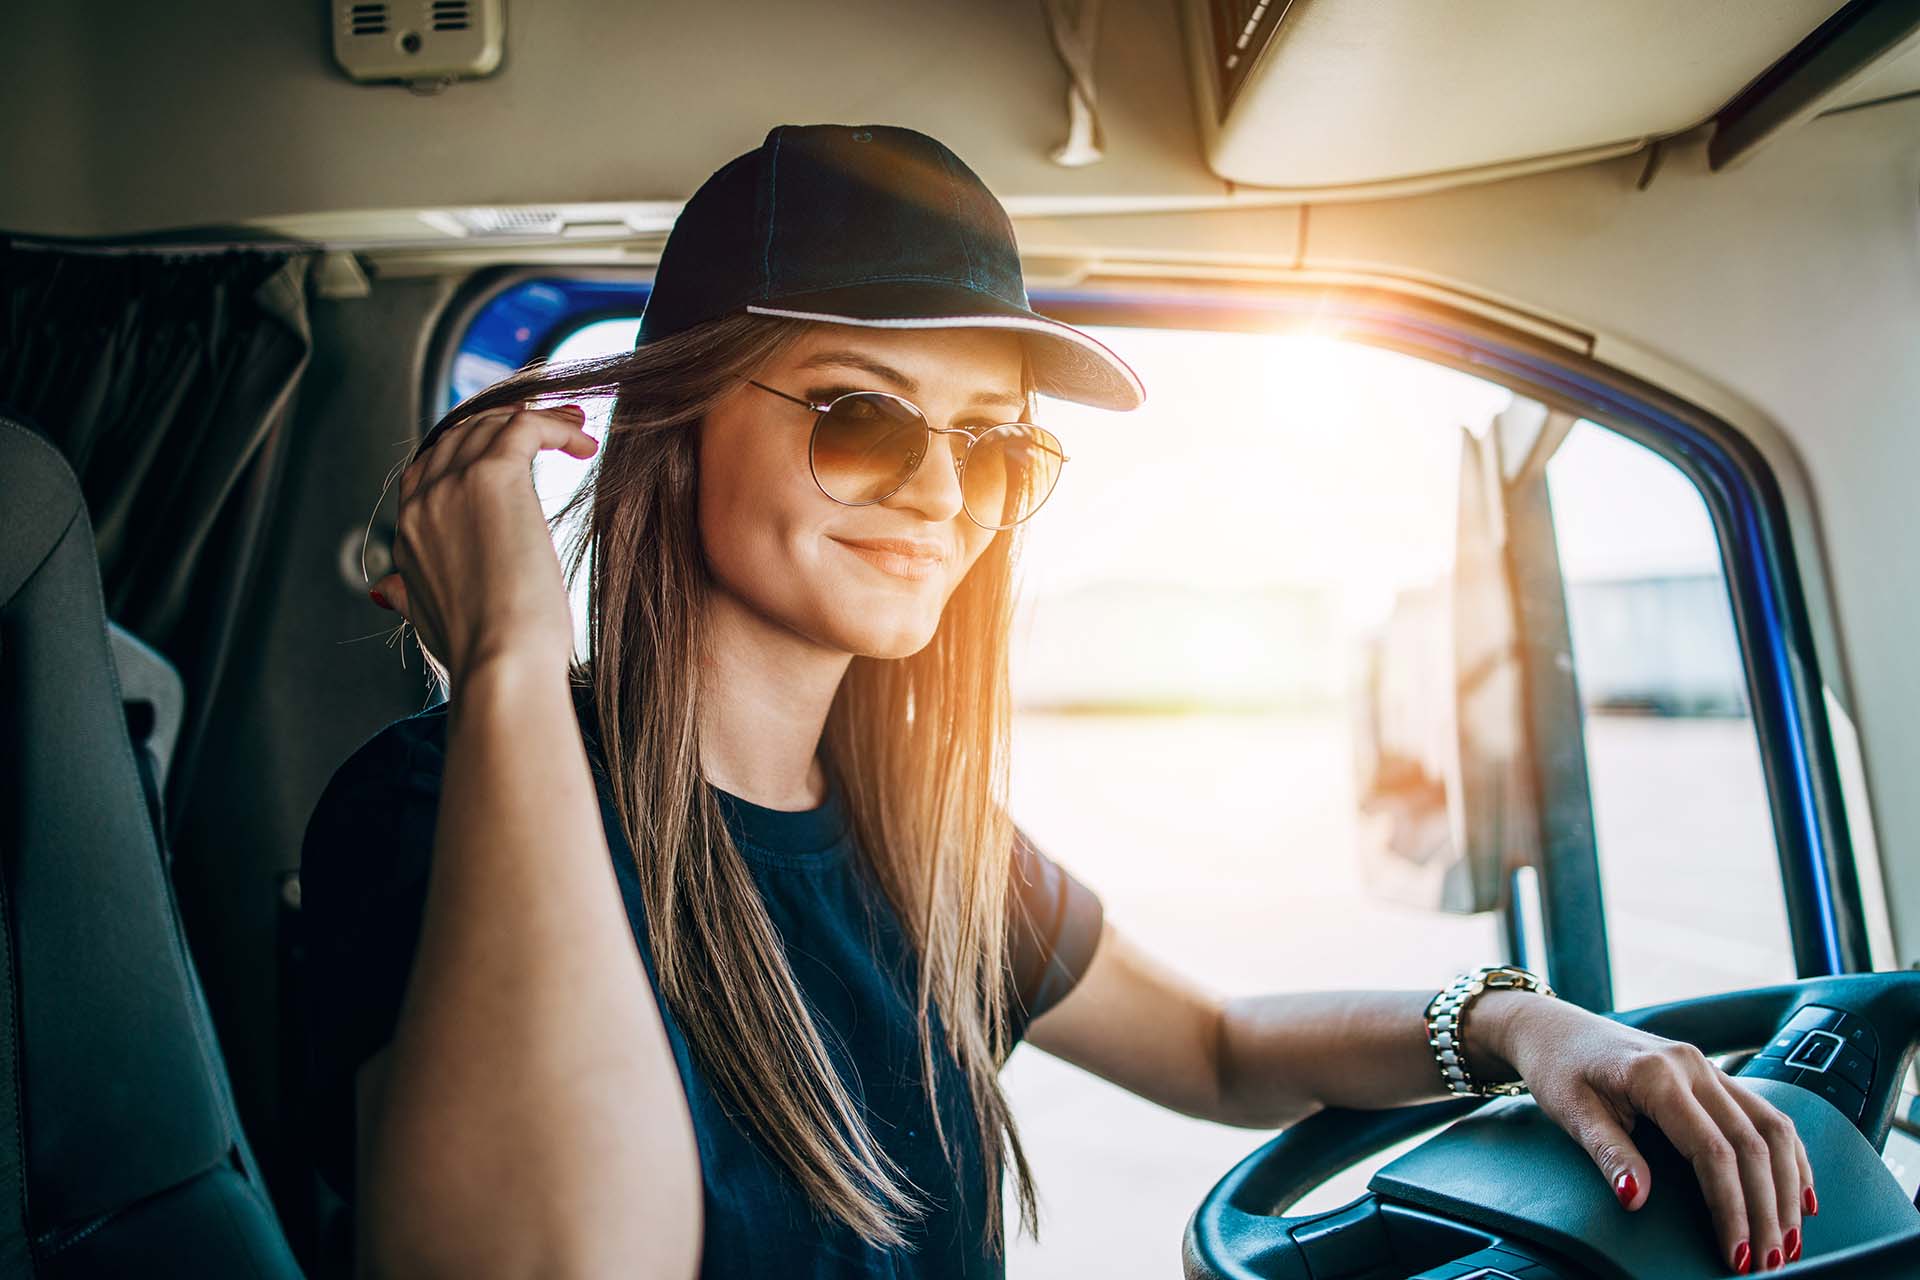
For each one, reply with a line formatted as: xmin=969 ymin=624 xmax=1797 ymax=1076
xmin=1613 ymin=1169 xmax=1638 ymax=1207
xmin=1733 ymin=1240 xmax=1751 ymax=1273
xmin=369 ymin=589 xmax=391 ymax=610
xmin=1786 ymin=1227 xmax=1800 ymax=1262
xmin=1804 ymin=1185 xmax=1818 ymax=1216
xmin=1766 ymin=1246 xmax=1782 ymax=1269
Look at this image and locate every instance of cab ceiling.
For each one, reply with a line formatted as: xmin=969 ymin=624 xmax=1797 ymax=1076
xmin=4 ymin=0 xmax=1918 ymax=253
xmin=0 ymin=0 xmax=1212 ymax=243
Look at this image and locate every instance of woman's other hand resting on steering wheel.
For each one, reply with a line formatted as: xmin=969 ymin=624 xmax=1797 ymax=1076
xmin=1489 ymin=993 xmax=1812 ymax=1274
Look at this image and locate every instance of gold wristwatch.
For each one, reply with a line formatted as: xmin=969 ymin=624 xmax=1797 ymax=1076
xmin=1424 ymin=964 xmax=1555 ymax=1098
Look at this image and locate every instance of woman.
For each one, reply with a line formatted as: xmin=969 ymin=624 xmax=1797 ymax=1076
xmin=301 ymin=124 xmax=1812 ymax=1278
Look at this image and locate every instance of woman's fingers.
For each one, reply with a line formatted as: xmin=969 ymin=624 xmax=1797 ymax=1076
xmin=369 ymin=571 xmax=406 ymax=617
xmin=1689 ymin=1065 xmax=1788 ymax=1270
xmin=1720 ymin=1071 xmax=1810 ymax=1263
xmin=1796 ymin=1124 xmax=1818 ymax=1218
xmin=399 ymin=400 xmax=527 ymax=502
xmin=404 ymin=404 xmax=595 ymax=505
xmin=448 ymin=401 xmax=540 ymax=471
xmin=472 ymin=403 xmax=594 ymax=473
xmin=1626 ymin=1045 xmax=1761 ymax=1273
xmin=1555 ymin=1078 xmax=1651 ymax=1211
xmin=368 ymin=565 xmax=443 ymax=657
xmin=413 ymin=402 xmax=523 ymax=493
xmin=441 ymin=402 xmax=589 ymax=473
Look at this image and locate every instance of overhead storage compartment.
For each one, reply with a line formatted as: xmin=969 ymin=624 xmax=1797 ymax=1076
xmin=1182 ymin=0 xmax=1857 ymax=196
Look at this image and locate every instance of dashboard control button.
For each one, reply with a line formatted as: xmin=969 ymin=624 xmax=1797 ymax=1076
xmin=1783 ymin=1005 xmax=1844 ymax=1035
xmin=1829 ymin=1045 xmax=1874 ymax=1093
xmin=1741 ymin=1059 xmax=1805 ymax=1084
xmin=1756 ymin=1029 xmax=1801 ymax=1060
xmin=1802 ymin=1073 xmax=1867 ymax=1122
xmin=1786 ymin=1030 xmax=1842 ymax=1071
xmin=1832 ymin=1012 xmax=1879 ymax=1061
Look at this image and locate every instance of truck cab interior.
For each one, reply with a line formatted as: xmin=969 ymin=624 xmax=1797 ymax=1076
xmin=7 ymin=2 xmax=1920 ymax=1277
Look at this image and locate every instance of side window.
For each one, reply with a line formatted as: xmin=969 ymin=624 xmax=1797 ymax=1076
xmin=1001 ymin=327 xmax=1525 ymax=1256
xmin=1544 ymin=423 xmax=1793 ymax=1010
xmin=528 ymin=316 xmax=642 ymax=662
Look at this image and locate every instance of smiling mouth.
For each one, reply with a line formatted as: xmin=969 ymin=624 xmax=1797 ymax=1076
xmin=831 ymin=538 xmax=943 ymax=582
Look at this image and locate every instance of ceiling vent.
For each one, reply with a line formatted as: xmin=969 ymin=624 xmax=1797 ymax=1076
xmin=436 ymin=208 xmax=567 ymax=237
xmin=332 ymin=0 xmax=503 ymax=86
xmin=348 ymin=3 xmax=389 ymax=37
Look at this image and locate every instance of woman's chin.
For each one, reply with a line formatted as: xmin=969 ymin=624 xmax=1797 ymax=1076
xmin=859 ymin=625 xmax=941 ymax=661
xmin=823 ymin=607 xmax=941 ymax=661
xmin=807 ymin=574 xmax=945 ymax=657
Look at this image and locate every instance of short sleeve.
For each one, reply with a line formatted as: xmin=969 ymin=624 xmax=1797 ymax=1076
xmin=1004 ymin=822 xmax=1105 ymax=1041
xmin=296 ymin=712 xmax=448 ymax=1205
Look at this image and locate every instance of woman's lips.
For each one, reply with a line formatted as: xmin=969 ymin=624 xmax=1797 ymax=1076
xmin=832 ymin=537 xmax=943 ymax=582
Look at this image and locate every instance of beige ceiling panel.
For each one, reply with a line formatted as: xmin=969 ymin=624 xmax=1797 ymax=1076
xmin=0 ymin=0 xmax=1220 ymax=240
xmin=1201 ymin=0 xmax=1841 ymax=191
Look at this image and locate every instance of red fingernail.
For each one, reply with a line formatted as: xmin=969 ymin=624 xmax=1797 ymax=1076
xmin=369 ymin=589 xmax=391 ymax=610
xmin=1733 ymin=1240 xmax=1750 ymax=1273
xmin=1786 ymin=1227 xmax=1800 ymax=1261
xmin=1766 ymin=1246 xmax=1781 ymax=1269
xmin=1804 ymin=1185 xmax=1818 ymax=1216
xmin=1613 ymin=1169 xmax=1638 ymax=1207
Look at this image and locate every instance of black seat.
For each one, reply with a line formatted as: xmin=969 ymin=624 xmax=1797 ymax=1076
xmin=0 ymin=414 xmax=302 ymax=1277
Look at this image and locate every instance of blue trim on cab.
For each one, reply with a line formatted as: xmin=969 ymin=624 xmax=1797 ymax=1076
xmin=444 ymin=278 xmax=656 ymax=413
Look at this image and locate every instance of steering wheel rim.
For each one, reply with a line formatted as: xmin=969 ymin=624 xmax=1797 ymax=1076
xmin=1184 ymin=974 xmax=1920 ymax=1280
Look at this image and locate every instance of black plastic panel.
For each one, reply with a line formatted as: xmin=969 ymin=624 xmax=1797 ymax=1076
xmin=1369 ymin=1079 xmax=1918 ymax=1278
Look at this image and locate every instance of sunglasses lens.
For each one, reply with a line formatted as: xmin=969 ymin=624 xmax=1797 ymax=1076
xmin=811 ymin=393 xmax=927 ymax=503
xmin=963 ymin=424 xmax=1065 ymax=528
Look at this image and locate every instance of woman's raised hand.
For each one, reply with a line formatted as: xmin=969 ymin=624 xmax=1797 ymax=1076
xmin=369 ymin=402 xmax=599 ymax=687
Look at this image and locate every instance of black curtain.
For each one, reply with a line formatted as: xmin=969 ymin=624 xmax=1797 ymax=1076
xmin=0 ymin=240 xmax=314 ymax=837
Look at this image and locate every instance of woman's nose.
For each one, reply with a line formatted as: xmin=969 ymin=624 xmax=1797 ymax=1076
xmin=885 ymin=431 xmax=966 ymax=522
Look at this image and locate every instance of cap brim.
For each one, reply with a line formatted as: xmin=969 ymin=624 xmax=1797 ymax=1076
xmin=744 ymin=282 xmax=1144 ymax=412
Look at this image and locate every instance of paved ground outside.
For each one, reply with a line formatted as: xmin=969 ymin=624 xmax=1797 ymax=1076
xmin=995 ymin=709 xmax=1902 ymax=1279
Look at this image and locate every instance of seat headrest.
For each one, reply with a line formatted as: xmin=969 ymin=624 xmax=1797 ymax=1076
xmin=0 ymin=415 xmax=85 ymax=606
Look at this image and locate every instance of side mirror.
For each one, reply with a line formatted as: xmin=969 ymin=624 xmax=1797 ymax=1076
xmin=1353 ymin=417 xmax=1540 ymax=915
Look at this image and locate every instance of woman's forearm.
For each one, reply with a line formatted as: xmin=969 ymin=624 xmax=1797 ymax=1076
xmin=1215 ymin=988 xmax=1535 ymax=1128
xmin=360 ymin=654 xmax=701 ymax=1279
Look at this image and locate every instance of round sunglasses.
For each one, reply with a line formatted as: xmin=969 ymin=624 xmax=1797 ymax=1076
xmin=747 ymin=379 xmax=1068 ymax=529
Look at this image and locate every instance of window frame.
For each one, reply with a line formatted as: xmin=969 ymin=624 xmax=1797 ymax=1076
xmin=423 ymin=267 xmax=1870 ymax=992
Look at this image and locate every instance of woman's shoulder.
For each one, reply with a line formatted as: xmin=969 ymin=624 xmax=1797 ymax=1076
xmin=314 ymin=702 xmax=453 ymax=812
xmin=305 ymin=674 xmax=612 ymax=850
xmin=300 ymin=703 xmax=457 ymax=906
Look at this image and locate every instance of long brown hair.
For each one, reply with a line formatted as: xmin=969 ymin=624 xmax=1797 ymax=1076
xmin=391 ymin=311 xmax=1041 ymax=1255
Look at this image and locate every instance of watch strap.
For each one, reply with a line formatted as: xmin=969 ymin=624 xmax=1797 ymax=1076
xmin=1424 ymin=964 xmax=1555 ymax=1098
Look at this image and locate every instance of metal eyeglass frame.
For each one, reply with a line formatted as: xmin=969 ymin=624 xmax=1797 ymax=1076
xmin=746 ymin=378 xmax=1069 ymax=530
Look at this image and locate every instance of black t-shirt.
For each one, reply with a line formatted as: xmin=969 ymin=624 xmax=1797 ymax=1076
xmin=297 ymin=688 xmax=1104 ymax=1277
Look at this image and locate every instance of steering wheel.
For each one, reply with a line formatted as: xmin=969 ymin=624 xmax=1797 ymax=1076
xmin=1185 ymin=974 xmax=1920 ymax=1279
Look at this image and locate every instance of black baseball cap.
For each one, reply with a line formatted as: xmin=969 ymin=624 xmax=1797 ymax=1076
xmin=637 ymin=123 xmax=1145 ymax=412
